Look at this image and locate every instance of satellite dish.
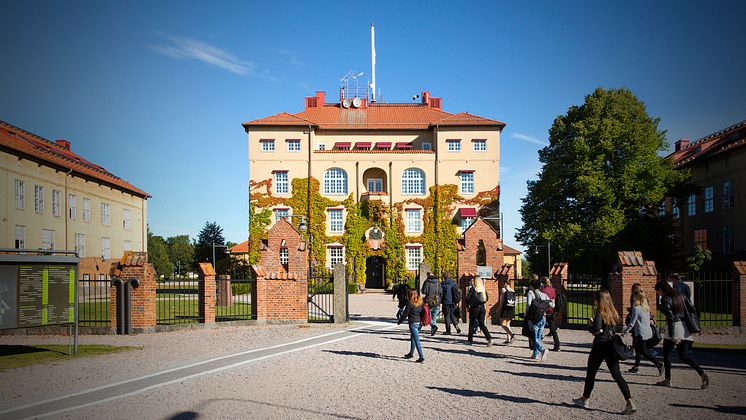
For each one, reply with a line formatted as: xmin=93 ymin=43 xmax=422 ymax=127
xmin=342 ymin=98 xmax=351 ymax=108
xmin=352 ymin=97 xmax=362 ymax=108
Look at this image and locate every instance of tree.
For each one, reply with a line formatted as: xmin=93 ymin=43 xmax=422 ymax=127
xmin=147 ymin=226 xmax=172 ymax=278
xmin=166 ymin=235 xmax=194 ymax=277
xmin=193 ymin=221 xmax=226 ymax=272
xmin=516 ymin=88 xmax=688 ymax=275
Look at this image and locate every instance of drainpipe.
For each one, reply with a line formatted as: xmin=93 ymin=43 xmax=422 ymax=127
xmin=355 ymin=162 xmax=360 ymax=202
xmin=64 ymin=168 xmax=72 ymax=251
xmin=388 ymin=161 xmax=393 ymax=227
xmin=434 ymin=125 xmax=440 ymax=275
xmin=307 ymin=125 xmax=313 ymax=271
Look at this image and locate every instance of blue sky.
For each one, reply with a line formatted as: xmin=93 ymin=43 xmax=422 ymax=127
xmin=2 ymin=1 xmax=745 ymax=251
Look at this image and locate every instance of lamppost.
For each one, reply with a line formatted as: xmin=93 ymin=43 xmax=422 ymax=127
xmin=212 ymin=243 xmax=230 ymax=273
xmin=536 ymin=241 xmax=551 ymax=276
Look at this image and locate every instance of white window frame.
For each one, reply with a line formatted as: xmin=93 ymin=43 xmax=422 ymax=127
xmin=460 ymin=172 xmax=474 ymax=194
xmin=274 ymin=208 xmax=289 ymax=222
xmin=15 ymin=225 xmax=26 ymax=249
xmin=446 ymin=139 xmax=461 ymax=151
xmin=287 ymin=139 xmax=301 ymax=152
xmin=52 ymin=190 xmax=61 ymax=217
xmin=34 ymin=185 xmax=44 ymax=213
xmin=75 ymin=233 xmax=86 ymax=257
xmin=367 ymin=178 xmax=383 ymax=193
xmin=261 ymin=139 xmax=275 ymax=152
xmin=318 ymin=143 xmax=326 ymax=151
xmin=123 ymin=240 xmax=132 ymax=251
xmin=723 ymin=181 xmax=733 ymax=209
xmin=83 ymin=198 xmax=91 ymax=222
xmin=15 ymin=179 xmax=25 ymax=209
xmin=406 ymin=209 xmax=422 ymax=233
xmin=328 ymin=209 xmax=344 ymax=233
xmin=101 ymin=203 xmax=110 ymax=225
xmin=704 ymin=186 xmax=714 ymax=213
xmin=328 ymin=246 xmax=345 ymax=268
xmin=279 ymin=247 xmax=289 ymax=267
xmin=42 ymin=229 xmax=55 ymax=250
xmin=123 ymin=208 xmax=132 ymax=230
xmin=687 ymin=193 xmax=696 ymax=216
xmin=274 ymin=171 xmax=289 ymax=194
xmin=406 ymin=246 xmax=422 ymax=270
xmin=401 ymin=168 xmax=425 ymax=195
xmin=461 ymin=217 xmax=476 ymax=233
xmin=101 ymin=237 xmax=111 ymax=259
xmin=323 ymin=168 xmax=348 ymax=195
xmin=68 ymin=194 xmax=77 ymax=220
xmin=473 ymin=139 xmax=487 ymax=151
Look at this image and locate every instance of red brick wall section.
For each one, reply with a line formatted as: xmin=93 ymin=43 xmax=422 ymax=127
xmin=456 ymin=218 xmax=505 ymax=322
xmin=217 ymin=275 xmax=233 ymax=307
xmin=260 ymin=218 xmax=308 ymax=278
xmin=198 ymin=263 xmax=216 ymax=323
xmin=251 ymin=265 xmax=308 ymax=322
xmin=609 ymin=252 xmax=658 ymax=321
xmin=733 ymin=261 xmax=746 ymax=327
xmin=120 ymin=263 xmax=157 ymax=330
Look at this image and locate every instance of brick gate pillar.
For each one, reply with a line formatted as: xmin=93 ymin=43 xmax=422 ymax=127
xmin=550 ymin=262 xmax=568 ymax=324
xmin=250 ymin=265 xmax=307 ymax=323
xmin=217 ymin=274 xmax=232 ymax=307
xmin=109 ymin=252 xmax=156 ymax=333
xmin=609 ymin=251 xmax=658 ymax=319
xmin=198 ymin=263 xmax=216 ymax=324
xmin=733 ymin=261 xmax=746 ymax=327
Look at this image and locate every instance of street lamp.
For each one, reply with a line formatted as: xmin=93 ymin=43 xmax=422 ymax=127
xmin=212 ymin=243 xmax=231 ymax=272
xmin=536 ymin=241 xmax=551 ymax=276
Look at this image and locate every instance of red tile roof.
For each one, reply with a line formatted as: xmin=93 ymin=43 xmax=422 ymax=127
xmin=503 ymin=244 xmax=522 ymax=255
xmin=230 ymin=240 xmax=249 ymax=254
xmin=667 ymin=119 xmax=746 ymax=168
xmin=0 ymin=120 xmax=149 ymax=198
xmin=243 ymin=102 xmax=506 ymax=131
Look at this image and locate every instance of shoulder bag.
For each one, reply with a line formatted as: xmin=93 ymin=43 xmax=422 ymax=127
xmin=612 ymin=333 xmax=635 ymax=361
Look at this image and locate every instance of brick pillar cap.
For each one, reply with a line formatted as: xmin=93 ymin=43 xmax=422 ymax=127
xmin=198 ymin=262 xmax=216 ymax=276
xmin=550 ymin=262 xmax=568 ymax=276
xmin=734 ymin=261 xmax=746 ymax=275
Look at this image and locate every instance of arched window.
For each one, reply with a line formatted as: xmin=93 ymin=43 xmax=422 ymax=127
xmin=476 ymin=240 xmax=487 ymax=266
xmin=323 ymin=168 xmax=348 ymax=195
xmin=401 ymin=168 xmax=425 ymax=195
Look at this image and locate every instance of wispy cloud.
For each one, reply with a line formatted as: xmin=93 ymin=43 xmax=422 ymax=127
xmin=271 ymin=48 xmax=305 ymax=69
xmin=150 ymin=33 xmax=276 ymax=80
xmin=510 ymin=132 xmax=549 ymax=147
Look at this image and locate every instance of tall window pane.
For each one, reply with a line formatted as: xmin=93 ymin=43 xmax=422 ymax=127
xmin=704 ymin=186 xmax=714 ymax=213
xmin=52 ymin=190 xmax=61 ymax=216
xmin=723 ymin=181 xmax=734 ymax=209
xmin=34 ymin=185 xmax=44 ymax=213
xmin=406 ymin=247 xmax=422 ymax=270
xmin=275 ymin=171 xmax=289 ymax=194
xmin=329 ymin=209 xmax=343 ymax=233
xmin=68 ymin=194 xmax=77 ymax=220
xmin=75 ymin=233 xmax=86 ymax=257
xmin=15 ymin=179 xmax=24 ymax=209
xmin=101 ymin=203 xmax=110 ymax=225
xmin=687 ymin=194 xmax=696 ymax=216
xmin=15 ymin=225 xmax=26 ymax=249
xmin=323 ymin=168 xmax=348 ymax=195
xmin=42 ymin=229 xmax=55 ymax=250
xmin=328 ymin=247 xmax=344 ymax=267
xmin=83 ymin=198 xmax=91 ymax=222
xmin=401 ymin=168 xmax=425 ymax=195
xmin=123 ymin=208 xmax=132 ymax=230
xmin=406 ymin=209 xmax=421 ymax=233
xmin=101 ymin=237 xmax=111 ymax=259
xmin=460 ymin=172 xmax=474 ymax=194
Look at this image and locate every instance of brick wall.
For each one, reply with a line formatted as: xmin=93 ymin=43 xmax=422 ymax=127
xmin=456 ymin=218 xmax=505 ymax=322
xmin=733 ymin=261 xmax=746 ymax=327
xmin=251 ymin=265 xmax=307 ymax=322
xmin=260 ymin=218 xmax=308 ymax=277
xmin=198 ymin=263 xmax=216 ymax=323
xmin=609 ymin=251 xmax=658 ymax=319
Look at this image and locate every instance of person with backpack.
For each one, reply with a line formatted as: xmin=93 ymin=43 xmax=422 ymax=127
xmin=421 ymin=273 xmax=443 ymax=336
xmin=466 ymin=276 xmax=492 ymax=346
xmin=573 ymin=290 xmax=636 ymax=415
xmin=440 ymin=273 xmax=461 ymax=335
xmin=392 ymin=280 xmax=409 ymax=322
xmin=496 ymin=278 xmax=516 ymax=344
xmin=397 ymin=288 xmax=425 ymax=363
xmin=624 ymin=287 xmax=663 ymax=375
xmin=541 ymin=277 xmax=561 ymax=352
xmin=526 ymin=278 xmax=553 ymax=361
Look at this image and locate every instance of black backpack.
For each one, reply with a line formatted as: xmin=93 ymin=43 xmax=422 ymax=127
xmin=525 ymin=291 xmax=550 ymax=323
xmin=452 ymin=283 xmax=462 ymax=303
xmin=505 ymin=290 xmax=516 ymax=307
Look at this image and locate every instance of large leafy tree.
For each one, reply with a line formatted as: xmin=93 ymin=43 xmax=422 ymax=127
xmin=516 ymin=88 xmax=687 ymax=275
xmin=147 ymin=226 xmax=172 ymax=278
xmin=194 ymin=221 xmax=226 ymax=272
xmin=166 ymin=235 xmax=194 ymax=276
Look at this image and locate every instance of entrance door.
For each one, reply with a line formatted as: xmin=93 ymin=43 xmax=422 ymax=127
xmin=365 ymin=257 xmax=385 ymax=289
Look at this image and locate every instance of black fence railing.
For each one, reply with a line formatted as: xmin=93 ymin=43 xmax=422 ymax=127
xmin=78 ymin=278 xmax=110 ymax=326
xmin=157 ymin=278 xmax=201 ymax=325
xmin=565 ymin=275 xmax=607 ymax=326
xmin=215 ymin=278 xmax=253 ymax=321
xmin=308 ymin=269 xmax=334 ymax=323
xmin=656 ymin=272 xmax=733 ymax=327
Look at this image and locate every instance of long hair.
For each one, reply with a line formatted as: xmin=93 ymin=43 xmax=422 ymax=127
xmin=655 ymin=281 xmax=685 ymax=314
xmin=630 ymin=283 xmax=642 ymax=306
xmin=407 ymin=289 xmax=422 ymax=307
xmin=473 ymin=277 xmax=486 ymax=294
xmin=594 ymin=290 xmax=621 ymax=326
xmin=631 ymin=289 xmax=650 ymax=312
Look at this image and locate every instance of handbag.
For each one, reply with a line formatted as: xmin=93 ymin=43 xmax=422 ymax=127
xmin=612 ymin=334 xmax=635 ymax=361
xmin=647 ymin=325 xmax=662 ymax=348
xmin=521 ymin=322 xmax=533 ymax=337
xmin=454 ymin=305 xmax=461 ymax=320
xmin=685 ymin=311 xmax=702 ymax=334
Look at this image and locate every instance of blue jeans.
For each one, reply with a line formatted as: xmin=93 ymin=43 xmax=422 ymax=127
xmin=532 ymin=317 xmax=546 ymax=357
xmin=429 ymin=305 xmax=441 ymax=330
xmin=409 ymin=322 xmax=424 ymax=359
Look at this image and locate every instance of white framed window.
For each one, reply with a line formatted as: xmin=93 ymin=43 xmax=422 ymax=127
xmin=406 ymin=246 xmax=422 ymax=270
xmin=75 ymin=233 xmax=86 ymax=257
xmin=461 ymin=217 xmax=476 ymax=233
xmin=15 ymin=179 xmax=25 ymax=209
xmin=658 ymin=201 xmax=666 ymax=217
xmin=723 ymin=225 xmax=734 ymax=255
xmin=52 ymin=190 xmax=62 ymax=216
xmin=318 ymin=144 xmax=326 ymax=151
xmin=34 ymin=185 xmax=44 ymax=213
xmin=704 ymin=186 xmax=714 ymax=213
xmin=406 ymin=209 xmax=422 ymax=233
xmin=274 ymin=208 xmax=289 ymax=222
xmin=15 ymin=225 xmax=26 ymax=249
xmin=672 ymin=199 xmax=680 ymax=219
xmin=101 ymin=203 xmax=110 ymax=225
xmin=422 ymin=142 xmax=432 ymax=151
xmin=401 ymin=168 xmax=425 ymax=195
xmin=329 ymin=209 xmax=344 ymax=233
xmin=460 ymin=172 xmax=474 ymax=194
xmin=68 ymin=194 xmax=77 ymax=220
xmin=723 ymin=181 xmax=733 ymax=209
xmin=274 ymin=171 xmax=289 ymax=194
xmin=261 ymin=139 xmax=275 ymax=152
xmin=687 ymin=193 xmax=696 ymax=216
xmin=123 ymin=208 xmax=132 ymax=230
xmin=123 ymin=240 xmax=132 ymax=251
xmin=446 ymin=139 xmax=461 ymax=151
xmin=323 ymin=168 xmax=348 ymax=195
xmin=42 ymin=229 xmax=55 ymax=250
xmin=473 ymin=139 xmax=487 ymax=151
xmin=328 ymin=246 xmax=345 ymax=268
xmin=287 ymin=139 xmax=301 ymax=152
xmin=279 ymin=247 xmax=289 ymax=267
xmin=83 ymin=198 xmax=91 ymax=222
xmin=101 ymin=237 xmax=111 ymax=259
xmin=367 ymin=178 xmax=383 ymax=193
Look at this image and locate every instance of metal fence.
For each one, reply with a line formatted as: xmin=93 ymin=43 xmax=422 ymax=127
xmin=308 ymin=269 xmax=334 ymax=323
xmin=157 ymin=278 xmax=201 ymax=325
xmin=215 ymin=277 xmax=253 ymax=321
xmin=78 ymin=278 xmax=110 ymax=326
xmin=564 ymin=275 xmax=607 ymax=326
xmin=656 ymin=272 xmax=733 ymax=327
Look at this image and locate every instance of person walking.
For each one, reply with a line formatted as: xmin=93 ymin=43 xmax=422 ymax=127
xmin=441 ymin=273 xmax=461 ymax=335
xmin=541 ymin=276 xmax=561 ymax=351
xmin=624 ymin=288 xmax=663 ymax=375
xmin=392 ymin=280 xmax=409 ymax=322
xmin=496 ymin=278 xmax=516 ymax=344
xmin=397 ymin=288 xmax=425 ymax=363
xmin=466 ymin=276 xmax=492 ymax=347
xmin=654 ymin=281 xmax=708 ymax=389
xmin=573 ymin=290 xmax=636 ymax=415
xmin=526 ymin=278 xmax=553 ymax=361
xmin=421 ymin=273 xmax=443 ymax=336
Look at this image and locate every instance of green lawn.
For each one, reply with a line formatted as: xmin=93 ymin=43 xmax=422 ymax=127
xmin=79 ymin=300 xmax=253 ymax=325
xmin=0 ymin=344 xmax=141 ymax=371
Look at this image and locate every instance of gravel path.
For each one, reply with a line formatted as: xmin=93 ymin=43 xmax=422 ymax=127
xmin=1 ymin=292 xmax=745 ymax=419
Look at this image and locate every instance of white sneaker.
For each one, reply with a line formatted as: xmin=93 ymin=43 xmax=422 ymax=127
xmin=541 ymin=349 xmax=549 ymax=361
xmin=573 ymin=398 xmax=590 ymax=409
xmin=621 ymin=401 xmax=637 ymax=415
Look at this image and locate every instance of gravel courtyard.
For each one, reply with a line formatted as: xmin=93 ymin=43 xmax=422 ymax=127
xmin=1 ymin=292 xmax=745 ymax=419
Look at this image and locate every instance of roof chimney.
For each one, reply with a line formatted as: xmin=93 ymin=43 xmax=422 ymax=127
xmin=316 ymin=91 xmax=325 ymax=107
xmin=675 ymin=138 xmax=690 ymax=152
xmin=55 ymin=139 xmax=71 ymax=150
xmin=421 ymin=91 xmax=430 ymax=106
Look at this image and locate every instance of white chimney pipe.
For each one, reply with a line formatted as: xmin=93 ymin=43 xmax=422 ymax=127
xmin=371 ymin=22 xmax=376 ymax=103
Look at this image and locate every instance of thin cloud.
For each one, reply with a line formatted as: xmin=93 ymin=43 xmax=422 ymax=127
xmin=150 ymin=33 xmax=276 ymax=80
xmin=270 ymin=48 xmax=305 ymax=69
xmin=510 ymin=132 xmax=549 ymax=147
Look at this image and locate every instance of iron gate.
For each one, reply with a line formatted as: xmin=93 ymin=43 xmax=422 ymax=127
xmin=564 ymin=275 xmax=606 ymax=326
xmin=308 ymin=270 xmax=334 ymax=323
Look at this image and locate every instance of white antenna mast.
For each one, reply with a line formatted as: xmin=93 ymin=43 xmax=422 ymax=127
xmin=370 ymin=22 xmax=376 ymax=103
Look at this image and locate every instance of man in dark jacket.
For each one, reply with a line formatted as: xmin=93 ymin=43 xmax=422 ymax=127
xmin=421 ymin=273 xmax=443 ymax=336
xmin=441 ymin=274 xmax=462 ymax=335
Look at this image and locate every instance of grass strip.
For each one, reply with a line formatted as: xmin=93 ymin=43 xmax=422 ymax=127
xmin=0 ymin=344 xmax=141 ymax=371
